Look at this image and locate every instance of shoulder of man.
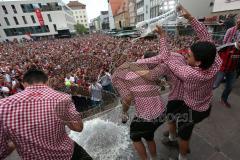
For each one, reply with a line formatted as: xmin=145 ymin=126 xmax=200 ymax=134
xmin=226 ymin=26 xmax=236 ymax=32
xmin=217 ymin=43 xmax=235 ymax=52
xmin=46 ymin=87 xmax=71 ymax=100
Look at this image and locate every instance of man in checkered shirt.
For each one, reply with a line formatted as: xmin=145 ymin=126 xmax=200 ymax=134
xmin=112 ymin=51 xmax=169 ymax=160
xmin=136 ymin=5 xmax=222 ymax=160
xmin=0 ymin=69 xmax=92 ymax=160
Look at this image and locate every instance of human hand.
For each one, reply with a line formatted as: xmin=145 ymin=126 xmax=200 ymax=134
xmin=176 ymin=4 xmax=193 ymax=21
xmin=154 ymin=25 xmax=166 ymax=37
xmin=8 ymin=141 xmax=16 ymax=153
xmin=121 ymin=112 xmax=129 ymax=124
xmin=136 ymin=70 xmax=149 ymax=76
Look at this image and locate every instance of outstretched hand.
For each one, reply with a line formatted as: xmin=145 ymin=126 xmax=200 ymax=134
xmin=176 ymin=4 xmax=194 ymax=21
xmin=154 ymin=25 xmax=166 ymax=37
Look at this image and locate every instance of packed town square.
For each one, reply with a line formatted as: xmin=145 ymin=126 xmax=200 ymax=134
xmin=1 ymin=0 xmax=240 ymax=160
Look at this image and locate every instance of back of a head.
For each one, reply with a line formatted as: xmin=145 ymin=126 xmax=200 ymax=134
xmin=23 ymin=69 xmax=48 ymax=85
xmin=71 ymin=86 xmax=79 ymax=95
xmin=190 ymin=41 xmax=217 ymax=70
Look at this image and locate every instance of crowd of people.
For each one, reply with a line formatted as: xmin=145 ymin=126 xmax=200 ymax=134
xmin=0 ymin=29 xmax=202 ymax=100
xmin=0 ymin=4 xmax=240 ymax=160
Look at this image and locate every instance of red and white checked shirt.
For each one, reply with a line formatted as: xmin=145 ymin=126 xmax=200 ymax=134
xmin=0 ymin=85 xmax=81 ymax=160
xmin=136 ymin=18 xmax=222 ymax=112
xmin=112 ymin=63 xmax=166 ymax=120
xmin=137 ymin=53 xmax=185 ymax=102
xmin=223 ymin=26 xmax=239 ymax=44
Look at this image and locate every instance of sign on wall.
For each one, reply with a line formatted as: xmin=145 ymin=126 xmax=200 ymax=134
xmin=213 ymin=0 xmax=240 ymax=12
xmin=35 ymin=8 xmax=44 ymax=27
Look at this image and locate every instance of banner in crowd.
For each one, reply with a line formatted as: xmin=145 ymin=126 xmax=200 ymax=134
xmin=35 ymin=8 xmax=44 ymax=27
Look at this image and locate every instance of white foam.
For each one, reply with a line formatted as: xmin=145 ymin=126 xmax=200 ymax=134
xmin=69 ymin=118 xmax=133 ymax=160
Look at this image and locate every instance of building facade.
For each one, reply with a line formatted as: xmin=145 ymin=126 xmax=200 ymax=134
xmin=100 ymin=11 xmax=110 ymax=30
xmin=90 ymin=16 xmax=101 ymax=32
xmin=150 ymin=0 xmax=177 ymax=18
xmin=129 ymin=0 xmax=136 ymax=26
xmin=136 ymin=0 xmax=144 ymax=23
xmin=135 ymin=0 xmax=214 ymax=24
xmin=108 ymin=0 xmax=123 ymax=30
xmin=114 ymin=0 xmax=130 ymax=29
xmin=67 ymin=1 xmax=89 ymax=29
xmin=0 ymin=0 xmax=75 ymax=41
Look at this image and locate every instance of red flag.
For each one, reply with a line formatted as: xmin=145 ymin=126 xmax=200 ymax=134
xmin=35 ymin=8 xmax=44 ymax=27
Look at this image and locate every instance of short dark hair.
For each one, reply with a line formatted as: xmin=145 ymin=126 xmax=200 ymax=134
xmin=23 ymin=69 xmax=48 ymax=85
xmin=144 ymin=51 xmax=158 ymax=58
xmin=190 ymin=41 xmax=217 ymax=70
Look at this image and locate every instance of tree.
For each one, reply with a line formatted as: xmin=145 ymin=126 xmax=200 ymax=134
xmin=74 ymin=23 xmax=88 ymax=34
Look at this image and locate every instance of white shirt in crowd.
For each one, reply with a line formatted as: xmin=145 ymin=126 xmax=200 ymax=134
xmin=98 ymin=72 xmax=112 ymax=87
xmin=65 ymin=76 xmax=75 ymax=83
xmin=89 ymin=82 xmax=102 ymax=101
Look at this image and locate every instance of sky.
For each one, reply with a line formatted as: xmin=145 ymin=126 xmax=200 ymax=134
xmin=2 ymin=0 xmax=109 ymax=22
xmin=63 ymin=0 xmax=109 ymax=21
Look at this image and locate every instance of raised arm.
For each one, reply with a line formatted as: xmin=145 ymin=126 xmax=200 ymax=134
xmin=128 ymin=63 xmax=169 ymax=81
xmin=190 ymin=18 xmax=212 ymax=42
xmin=177 ymin=5 xmax=212 ymax=42
xmin=136 ymin=26 xmax=170 ymax=64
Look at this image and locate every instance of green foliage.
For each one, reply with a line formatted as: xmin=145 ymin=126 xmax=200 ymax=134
xmin=74 ymin=23 xmax=88 ymax=34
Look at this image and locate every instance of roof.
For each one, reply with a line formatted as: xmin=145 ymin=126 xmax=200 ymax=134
xmin=109 ymin=0 xmax=122 ymax=16
xmin=67 ymin=1 xmax=86 ymax=9
xmin=116 ymin=0 xmax=128 ymax=15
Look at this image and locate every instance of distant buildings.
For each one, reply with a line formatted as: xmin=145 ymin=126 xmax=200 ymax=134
xmin=89 ymin=17 xmax=101 ymax=31
xmin=90 ymin=11 xmax=110 ymax=32
xmin=114 ymin=0 xmax=130 ymax=29
xmin=67 ymin=1 xmax=89 ymax=28
xmin=100 ymin=11 xmax=110 ymax=30
xmin=0 ymin=0 xmax=75 ymax=42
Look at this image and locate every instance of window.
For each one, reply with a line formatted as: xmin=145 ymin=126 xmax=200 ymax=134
xmin=11 ymin=5 xmax=17 ymax=13
xmin=76 ymin=16 xmax=78 ymax=18
xmin=21 ymin=4 xmax=34 ymax=13
xmin=22 ymin=16 xmax=27 ymax=24
xmin=2 ymin=5 xmax=8 ymax=14
xmin=136 ymin=14 xmax=144 ymax=23
xmin=169 ymin=1 xmax=175 ymax=5
xmin=4 ymin=25 xmax=50 ymax=37
xmin=77 ymin=20 xmax=79 ymax=23
xmin=13 ymin=17 xmax=19 ymax=25
xmin=164 ymin=5 xmax=168 ymax=10
xmin=31 ymin=15 xmax=36 ymax=23
xmin=38 ymin=3 xmax=42 ymax=8
xmin=47 ymin=14 xmax=52 ymax=22
xmin=21 ymin=4 xmax=26 ymax=12
xmin=21 ymin=2 xmax=61 ymax=13
xmin=53 ymin=24 xmax=57 ymax=31
xmin=4 ymin=17 xmax=10 ymax=26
